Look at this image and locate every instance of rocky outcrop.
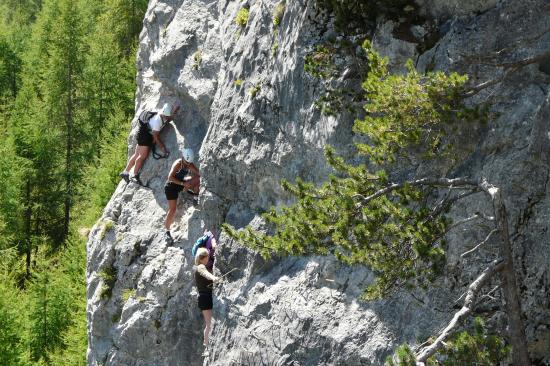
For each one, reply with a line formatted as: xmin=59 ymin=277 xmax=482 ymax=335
xmin=87 ymin=0 xmax=550 ymax=365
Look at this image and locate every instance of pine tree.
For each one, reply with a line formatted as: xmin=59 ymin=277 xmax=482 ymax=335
xmin=103 ymin=0 xmax=148 ymax=56
xmin=44 ymin=0 xmax=86 ymax=240
xmin=224 ymin=40 xmax=529 ymax=364
xmin=0 ymin=283 xmax=24 ymax=365
xmin=28 ymin=262 xmax=72 ymax=362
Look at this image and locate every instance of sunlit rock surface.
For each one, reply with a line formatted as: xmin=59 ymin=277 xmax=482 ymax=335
xmin=87 ymin=0 xmax=550 ymax=364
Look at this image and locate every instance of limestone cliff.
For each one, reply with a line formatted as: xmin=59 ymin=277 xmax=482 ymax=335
xmin=86 ymin=0 xmax=550 ymax=365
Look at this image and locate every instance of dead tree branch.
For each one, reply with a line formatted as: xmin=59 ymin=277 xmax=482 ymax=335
xmin=462 ymin=50 xmax=550 ymax=98
xmin=355 ymin=177 xmax=478 ymax=209
xmin=460 ymin=228 xmax=499 ymax=257
xmin=459 ymin=28 xmax=550 ymax=63
xmin=415 ymin=259 xmax=505 ymax=364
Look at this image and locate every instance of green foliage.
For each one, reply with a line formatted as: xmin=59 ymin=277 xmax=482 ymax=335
xmin=98 ymin=264 xmax=117 ymax=300
xmin=271 ymin=42 xmax=279 ymax=56
xmin=304 ymin=44 xmax=336 ymax=79
xmin=356 ymin=40 xmax=477 ymax=164
xmin=234 ymin=79 xmax=243 ymax=87
xmin=235 ymin=8 xmax=249 ymax=28
xmin=100 ymin=0 xmax=149 ymax=57
xmin=0 ymin=283 xmax=23 ymax=365
xmin=122 ymin=288 xmax=136 ymax=302
xmin=272 ymin=2 xmax=285 ymax=27
xmin=99 ymin=220 xmax=115 ymax=240
xmin=224 ymin=40 xmax=477 ymax=300
xmin=385 ymin=344 xmax=416 ymax=366
xmin=386 ymin=318 xmax=510 ymax=365
xmin=0 ymin=0 xmax=146 ymax=363
xmin=0 ymin=140 xmax=26 ymax=249
xmin=0 ymin=37 xmax=22 ymax=101
xmin=314 ymin=0 xmax=415 ymax=32
xmin=248 ymin=83 xmax=261 ymax=98
xmin=28 ymin=264 xmax=73 ymax=362
xmin=434 ymin=318 xmax=510 ymax=365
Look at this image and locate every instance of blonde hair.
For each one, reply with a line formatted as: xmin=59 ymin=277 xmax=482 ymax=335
xmin=194 ymin=247 xmax=209 ymax=266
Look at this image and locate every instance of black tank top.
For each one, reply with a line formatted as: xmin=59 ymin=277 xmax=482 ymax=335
xmin=194 ymin=266 xmax=213 ymax=292
xmin=174 ymin=161 xmax=189 ymax=181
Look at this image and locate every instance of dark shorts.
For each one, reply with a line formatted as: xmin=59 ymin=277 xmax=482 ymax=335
xmin=198 ymin=291 xmax=213 ymax=311
xmin=164 ymin=182 xmax=183 ymax=200
xmin=137 ymin=125 xmax=154 ymax=147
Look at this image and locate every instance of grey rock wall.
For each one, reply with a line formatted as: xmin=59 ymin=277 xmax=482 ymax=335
xmin=87 ymin=0 xmax=550 ymax=365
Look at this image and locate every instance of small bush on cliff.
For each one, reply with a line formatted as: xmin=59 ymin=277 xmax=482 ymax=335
xmin=98 ymin=265 xmax=117 ymax=300
xmin=235 ymin=8 xmax=249 ymax=28
xmin=314 ymin=0 xmax=415 ymax=32
xmin=248 ymin=83 xmax=261 ymax=98
xmin=272 ymin=2 xmax=285 ymax=27
xmin=386 ymin=318 xmax=510 ymax=366
xmin=192 ymin=49 xmax=202 ymax=70
xmin=122 ymin=288 xmax=136 ymax=302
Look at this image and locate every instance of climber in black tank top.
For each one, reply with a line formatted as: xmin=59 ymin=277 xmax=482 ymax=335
xmin=163 ymin=148 xmax=201 ymax=243
xmin=194 ymin=247 xmax=221 ymax=356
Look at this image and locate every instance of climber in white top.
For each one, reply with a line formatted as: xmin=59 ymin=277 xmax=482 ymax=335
xmin=119 ymin=102 xmax=180 ymax=185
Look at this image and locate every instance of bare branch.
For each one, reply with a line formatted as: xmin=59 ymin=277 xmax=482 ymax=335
xmin=355 ymin=177 xmax=478 ymax=209
xmin=459 ymin=27 xmax=550 ymax=64
xmin=462 ymin=50 xmax=550 ymax=97
xmin=479 ymin=285 xmax=501 ymax=303
xmin=446 ymin=213 xmax=482 ymax=231
xmin=428 ymin=189 xmax=481 ymax=220
xmin=460 ymin=228 xmax=499 ymax=257
xmin=415 ymin=259 xmax=505 ymax=363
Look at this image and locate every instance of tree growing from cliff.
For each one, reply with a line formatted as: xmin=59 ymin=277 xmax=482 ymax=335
xmin=223 ymin=40 xmax=530 ymax=365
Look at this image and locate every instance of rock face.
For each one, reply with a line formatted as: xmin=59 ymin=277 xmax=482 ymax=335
xmin=87 ymin=0 xmax=550 ymax=365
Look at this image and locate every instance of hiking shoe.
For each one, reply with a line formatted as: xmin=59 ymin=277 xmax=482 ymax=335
xmin=132 ymin=174 xmax=144 ymax=186
xmin=164 ymin=231 xmax=173 ymax=244
xmin=201 ymin=347 xmax=209 ymax=357
xmin=119 ymin=172 xmax=130 ymax=183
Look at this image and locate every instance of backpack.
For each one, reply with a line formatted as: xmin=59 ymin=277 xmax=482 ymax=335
xmin=138 ymin=110 xmax=169 ymax=159
xmin=192 ymin=233 xmax=211 ymax=257
xmin=138 ymin=110 xmax=157 ymax=131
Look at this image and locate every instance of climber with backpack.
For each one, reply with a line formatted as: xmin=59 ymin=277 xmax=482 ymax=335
xmin=191 ymin=230 xmax=216 ymax=269
xmin=119 ymin=102 xmax=180 ymax=185
xmin=194 ymin=246 xmax=221 ymax=356
xmin=163 ymin=148 xmax=200 ymax=243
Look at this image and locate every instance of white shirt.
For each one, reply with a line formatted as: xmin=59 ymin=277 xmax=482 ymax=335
xmin=148 ymin=114 xmax=163 ymax=132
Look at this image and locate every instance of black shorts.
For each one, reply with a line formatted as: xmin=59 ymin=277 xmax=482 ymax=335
xmin=164 ymin=182 xmax=183 ymax=200
xmin=137 ymin=125 xmax=154 ymax=147
xmin=198 ymin=291 xmax=213 ymax=310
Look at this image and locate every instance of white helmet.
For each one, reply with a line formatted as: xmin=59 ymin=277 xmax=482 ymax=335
xmin=182 ymin=148 xmax=194 ymax=163
xmin=161 ymin=103 xmax=173 ymax=117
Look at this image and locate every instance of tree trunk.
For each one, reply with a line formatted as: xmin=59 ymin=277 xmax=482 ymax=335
xmin=63 ymin=56 xmax=74 ymax=240
xmin=24 ymin=179 xmax=32 ymax=280
xmin=480 ymin=179 xmax=531 ymax=366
